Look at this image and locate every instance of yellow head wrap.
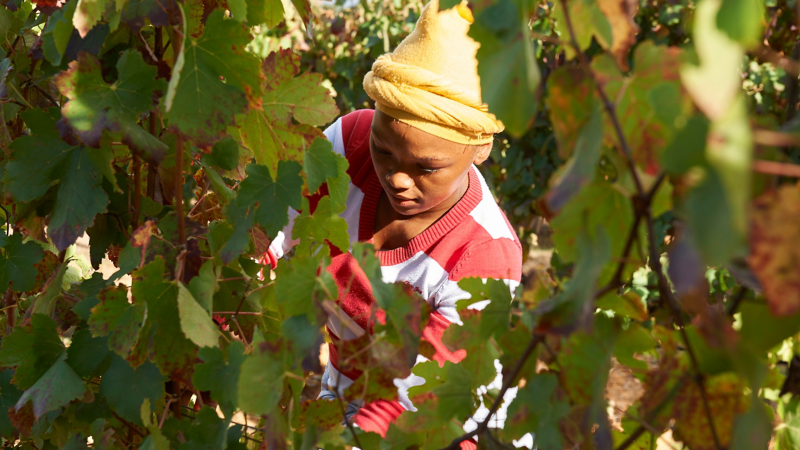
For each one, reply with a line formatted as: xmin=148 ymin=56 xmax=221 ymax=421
xmin=363 ymin=0 xmax=504 ymax=145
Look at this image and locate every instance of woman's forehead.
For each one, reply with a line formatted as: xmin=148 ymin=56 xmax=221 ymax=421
xmin=372 ymin=112 xmax=469 ymax=160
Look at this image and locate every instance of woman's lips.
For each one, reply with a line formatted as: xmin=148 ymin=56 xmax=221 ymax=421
xmin=387 ymin=192 xmax=416 ymax=207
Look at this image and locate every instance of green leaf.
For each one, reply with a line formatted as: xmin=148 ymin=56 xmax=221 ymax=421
xmin=129 ymin=258 xmax=197 ymax=382
xmin=237 ymin=160 xmax=303 ymax=237
xmin=684 ymin=167 xmax=741 ymax=266
xmin=31 ymin=260 xmax=69 ymax=316
xmin=292 ymin=196 xmax=350 ymax=255
xmin=66 ymin=328 xmax=112 ymax=378
xmin=552 ymin=0 xmax=611 ymax=59
xmin=88 ymin=286 xmax=147 ymax=358
xmin=739 ymin=302 xmax=800 ymax=352
xmin=189 ymin=260 xmax=217 ymax=312
xmin=15 ymin=352 xmax=88 ymax=419
xmin=504 ymin=373 xmax=569 ymax=447
xmin=432 ymin=362 xmax=473 ymax=421
xmin=164 ymin=10 xmax=262 ymax=146
xmin=0 ymin=369 xmax=22 ymax=439
xmin=0 ymin=314 xmax=64 ymax=390
xmin=100 ymin=355 xmax=165 ymax=426
xmin=237 ymin=349 xmax=285 ymax=415
xmin=716 ymin=0 xmax=763 ymax=49
xmin=304 ymin=137 xmax=340 ymax=194
xmin=0 ymin=233 xmax=43 ymax=292
xmin=729 ymin=400 xmax=773 ymax=450
xmin=228 ymin=0 xmax=247 ymax=22
xmin=546 ymin=66 xmax=596 ymax=161
xmin=274 ymin=255 xmax=327 ymax=317
xmin=192 ymin=341 xmax=246 ymax=415
xmin=219 ymin=201 xmax=255 ymax=264
xmin=177 ymin=282 xmax=220 ymax=348
xmin=210 ymin=137 xmax=240 ymax=171
xmin=140 ymin=399 xmax=170 ymax=450
xmin=470 ymin=0 xmax=539 ymax=137
xmin=456 ymin=278 xmax=512 ymax=339
xmin=661 ymin=114 xmax=710 ymax=175
xmin=47 ymin=142 xmax=109 ymax=251
xmin=245 ymin=0 xmax=284 ymax=27
xmin=441 ymin=310 xmax=499 ymax=387
xmin=614 ymin=323 xmax=657 ymax=371
xmin=240 ymin=50 xmax=337 ymax=175
xmin=41 ymin=1 xmax=76 ymax=66
xmin=55 ymin=50 xmax=168 ymax=162
xmin=545 ymin=103 xmax=603 ymax=212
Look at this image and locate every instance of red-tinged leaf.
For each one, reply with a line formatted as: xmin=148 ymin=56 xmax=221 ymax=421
xmin=7 ymin=402 xmax=33 ymax=437
xmin=546 ymin=66 xmax=596 ymax=161
xmin=748 ymin=185 xmax=800 ymax=317
xmin=671 ymin=373 xmax=748 ymax=450
xmin=28 ymin=251 xmax=60 ymax=295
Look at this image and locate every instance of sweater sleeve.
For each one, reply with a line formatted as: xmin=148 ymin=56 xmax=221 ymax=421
xmin=264 ymin=118 xmax=346 ymax=266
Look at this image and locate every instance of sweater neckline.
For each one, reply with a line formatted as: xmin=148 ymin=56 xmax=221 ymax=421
xmin=357 ymin=163 xmax=483 ymax=266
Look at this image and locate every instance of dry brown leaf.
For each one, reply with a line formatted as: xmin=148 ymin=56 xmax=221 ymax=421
xmin=597 ymin=0 xmax=640 ymax=71
xmin=748 ymin=184 xmax=800 ymax=317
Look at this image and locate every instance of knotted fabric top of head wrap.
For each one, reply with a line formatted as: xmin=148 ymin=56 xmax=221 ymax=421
xmin=363 ymin=0 xmax=503 ymax=145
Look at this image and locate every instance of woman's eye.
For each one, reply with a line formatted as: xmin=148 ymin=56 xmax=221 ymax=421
xmin=419 ymin=165 xmax=438 ymax=174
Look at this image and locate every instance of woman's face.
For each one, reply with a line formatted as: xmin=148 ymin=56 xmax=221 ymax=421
xmin=369 ymin=109 xmax=491 ymax=217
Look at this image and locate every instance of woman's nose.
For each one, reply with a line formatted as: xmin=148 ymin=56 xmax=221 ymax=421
xmin=385 ymin=170 xmax=414 ymax=190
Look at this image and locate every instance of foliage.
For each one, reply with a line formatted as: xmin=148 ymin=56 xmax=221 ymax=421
xmin=0 ymin=0 xmax=798 ymax=448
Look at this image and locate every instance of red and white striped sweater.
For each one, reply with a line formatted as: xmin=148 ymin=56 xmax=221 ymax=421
xmin=268 ymin=109 xmax=522 ymax=437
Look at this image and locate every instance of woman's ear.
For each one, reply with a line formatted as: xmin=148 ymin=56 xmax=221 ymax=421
xmin=472 ymin=142 xmax=492 ymax=165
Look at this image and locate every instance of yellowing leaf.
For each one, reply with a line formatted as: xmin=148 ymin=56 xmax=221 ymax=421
xmin=748 ymin=185 xmax=800 ymax=317
xmin=597 ymin=0 xmax=639 ymax=70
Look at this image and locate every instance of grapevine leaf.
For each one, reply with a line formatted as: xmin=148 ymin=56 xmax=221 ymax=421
xmin=188 ymin=260 xmax=217 ymax=312
xmin=292 ymin=196 xmax=350 ymax=255
xmin=274 ymin=255 xmax=326 ymax=317
xmin=441 ymin=310 xmax=499 ymax=387
xmin=228 ymin=0 xmax=246 ymax=22
xmin=0 ymin=370 xmax=22 ymax=439
xmin=552 ymin=0 xmax=612 ymax=59
xmin=671 ymin=373 xmax=746 ymax=450
xmin=715 ymin=0 xmax=763 ymax=49
xmin=684 ymin=167 xmax=740 ymax=267
xmin=164 ymin=10 xmax=263 ymax=146
xmin=219 ymin=201 xmax=255 ymax=264
xmin=596 ymin=0 xmax=640 ymax=70
xmin=72 ymin=0 xmax=110 ymax=38
xmin=237 ymin=348 xmax=285 ymax=415
xmin=121 ymin=0 xmax=178 ymax=32
xmin=181 ymin=407 xmax=229 ymax=449
xmin=431 ymin=362 xmax=473 ymax=421
xmin=394 ymin=395 xmax=464 ymax=450
xmin=747 ymin=185 xmax=800 ymax=317
xmin=557 ymin=316 xmax=617 ymax=406
xmin=0 ymin=233 xmax=44 ymax=292
xmin=55 ymin=50 xmax=168 ymax=162
xmin=0 ymin=314 xmax=64 ymax=390
xmin=88 ymin=286 xmax=147 ymax=358
xmin=661 ymin=114 xmax=710 ymax=175
xmin=192 ymin=341 xmax=246 ymax=415
xmin=550 ymin=181 xmax=633 ymax=278
xmin=245 ymin=0 xmax=284 ymax=27
xmin=99 ymin=355 xmax=165 ymax=426
xmin=544 ymin=103 xmax=603 ymax=212
xmin=237 ymin=161 xmax=303 ymax=237
xmin=455 ymin=278 xmax=512 ymax=339
xmin=546 ymin=66 xmax=596 ymax=160
xmin=177 ymin=282 xmax=219 ymax=348
xmin=304 ymin=138 xmax=339 ymax=194
xmin=470 ymin=0 xmax=539 ymax=137
xmin=504 ymin=373 xmax=569 ymax=447
xmin=129 ymin=258 xmax=198 ymax=383
xmin=591 ymin=42 xmax=686 ymax=174
xmin=47 ymin=143 xmax=109 ymax=251
xmin=66 ymin=328 xmax=112 ymax=378
xmin=210 ymin=137 xmax=240 ymax=171
xmin=729 ymin=400 xmax=773 ymax=450
xmin=31 ymin=260 xmax=69 ymax=316
xmin=41 ymin=2 xmax=76 ymax=66
xmin=241 ymin=50 xmax=337 ymax=175
xmin=15 ymin=352 xmax=88 ymax=419
xmin=140 ymin=400 xmax=170 ymax=450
